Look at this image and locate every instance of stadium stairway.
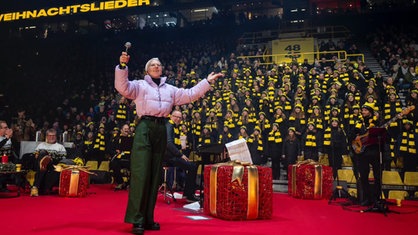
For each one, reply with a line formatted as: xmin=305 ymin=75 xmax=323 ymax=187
xmin=358 ymin=43 xmax=407 ymax=105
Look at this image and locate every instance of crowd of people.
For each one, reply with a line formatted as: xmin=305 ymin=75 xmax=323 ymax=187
xmin=0 ymin=10 xmax=418 ymax=198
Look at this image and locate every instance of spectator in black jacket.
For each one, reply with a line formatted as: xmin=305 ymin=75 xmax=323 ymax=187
xmin=323 ymin=118 xmax=348 ymax=178
xmin=282 ymin=127 xmax=301 ymax=179
xmin=164 ymin=110 xmax=199 ymax=202
xmin=301 ymin=122 xmax=323 ymax=161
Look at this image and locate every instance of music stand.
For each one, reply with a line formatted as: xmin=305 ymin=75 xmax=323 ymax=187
xmin=361 ymin=127 xmax=398 ymax=216
xmin=196 ymin=144 xmax=226 ymax=208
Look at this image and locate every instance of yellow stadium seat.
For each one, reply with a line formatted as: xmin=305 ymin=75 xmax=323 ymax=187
xmin=342 ymin=155 xmax=353 ymax=167
xmin=337 ymin=169 xmax=356 ymax=184
xmin=98 ymin=161 xmax=110 ymax=171
xmin=388 ymin=190 xmax=408 ymax=200
xmin=319 ymin=154 xmax=329 ymax=166
xmin=382 ymin=171 xmax=403 ymax=185
xmin=403 ymin=172 xmax=418 ymax=186
xmin=347 ymin=188 xmax=357 ymax=198
xmin=189 ymin=151 xmax=200 ymax=162
xmin=85 ymin=161 xmax=98 ymax=171
xmin=390 ymin=157 xmax=404 ymax=169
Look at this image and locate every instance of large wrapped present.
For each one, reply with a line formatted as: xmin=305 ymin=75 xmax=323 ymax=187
xmin=58 ymin=166 xmax=90 ymax=197
xmin=203 ymin=161 xmax=273 ymax=220
xmin=288 ymin=160 xmax=333 ymax=199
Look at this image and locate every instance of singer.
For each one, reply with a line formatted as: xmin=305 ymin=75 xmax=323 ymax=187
xmin=115 ymin=50 xmax=223 ymax=235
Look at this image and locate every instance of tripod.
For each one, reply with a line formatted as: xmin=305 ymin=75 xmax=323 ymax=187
xmin=328 ymin=134 xmax=356 ymax=205
xmin=360 ymin=128 xmax=398 ymax=216
xmin=328 ymin=169 xmax=354 ymax=204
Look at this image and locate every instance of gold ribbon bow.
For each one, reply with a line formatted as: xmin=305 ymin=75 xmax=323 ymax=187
xmin=295 ymin=159 xmax=319 ymax=166
xmin=54 ymin=164 xmax=95 ymax=175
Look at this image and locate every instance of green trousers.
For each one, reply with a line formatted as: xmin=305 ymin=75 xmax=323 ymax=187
xmin=124 ymin=119 xmax=167 ymax=225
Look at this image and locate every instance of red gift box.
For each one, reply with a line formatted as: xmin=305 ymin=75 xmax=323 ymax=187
xmin=203 ymin=162 xmax=273 ymax=220
xmin=1 ymin=155 xmax=8 ymax=164
xmin=288 ymin=160 xmax=333 ymax=199
xmin=59 ymin=168 xmax=89 ymax=197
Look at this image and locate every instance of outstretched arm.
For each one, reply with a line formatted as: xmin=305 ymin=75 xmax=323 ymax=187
xmin=206 ymin=72 xmax=224 ymax=83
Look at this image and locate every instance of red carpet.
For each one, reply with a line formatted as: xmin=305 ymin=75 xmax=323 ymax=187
xmin=1 ymin=184 xmax=417 ymax=235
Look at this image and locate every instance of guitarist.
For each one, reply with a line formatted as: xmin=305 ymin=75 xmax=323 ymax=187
xmin=350 ymin=103 xmax=384 ymax=206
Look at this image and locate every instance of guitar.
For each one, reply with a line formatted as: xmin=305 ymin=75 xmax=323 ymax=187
xmin=351 ymin=105 xmax=415 ymax=154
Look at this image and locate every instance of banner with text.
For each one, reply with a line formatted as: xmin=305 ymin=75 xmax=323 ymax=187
xmin=0 ymin=0 xmax=151 ymax=22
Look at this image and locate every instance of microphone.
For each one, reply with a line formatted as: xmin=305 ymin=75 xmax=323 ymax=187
xmin=121 ymin=42 xmax=132 ymax=68
xmin=124 ymin=41 xmax=132 ymax=52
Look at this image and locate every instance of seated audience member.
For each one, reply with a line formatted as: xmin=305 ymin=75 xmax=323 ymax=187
xmin=31 ymin=128 xmax=67 ymax=197
xmin=110 ymin=124 xmax=133 ymax=190
xmin=165 ymin=110 xmax=199 ymax=202
xmin=0 ymin=120 xmax=15 ymax=192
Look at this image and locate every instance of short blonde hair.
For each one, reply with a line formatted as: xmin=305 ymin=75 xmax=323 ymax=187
xmin=144 ymin=58 xmax=161 ymax=72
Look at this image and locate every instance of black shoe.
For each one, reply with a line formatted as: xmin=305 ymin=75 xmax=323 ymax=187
xmin=145 ymin=222 xmax=160 ymax=230
xmin=186 ymin=195 xmax=200 ymax=203
xmin=132 ymin=224 xmax=144 ymax=235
